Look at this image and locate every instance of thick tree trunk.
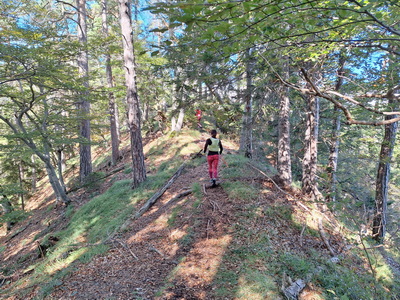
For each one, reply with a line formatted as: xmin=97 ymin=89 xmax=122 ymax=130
xmin=277 ymin=60 xmax=292 ymax=186
xmin=240 ymin=49 xmax=253 ymax=158
xmin=102 ymin=0 xmax=120 ymax=166
xmin=118 ymin=0 xmax=146 ymax=188
xmin=372 ymin=108 xmax=398 ymax=242
xmin=302 ymin=95 xmax=320 ymax=199
xmin=77 ymin=0 xmax=92 ymax=182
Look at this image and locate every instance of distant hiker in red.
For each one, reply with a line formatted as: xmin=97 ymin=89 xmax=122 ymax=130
xmin=204 ymin=129 xmax=223 ymax=187
xmin=195 ymin=109 xmax=202 ymax=128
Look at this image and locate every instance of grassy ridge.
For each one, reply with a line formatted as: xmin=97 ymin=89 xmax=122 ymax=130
xmin=1 ymin=130 xmax=399 ymax=299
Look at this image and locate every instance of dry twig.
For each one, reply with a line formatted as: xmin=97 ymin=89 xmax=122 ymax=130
xmin=113 ymin=239 xmax=139 ymax=260
xmin=149 ymin=244 xmax=164 ymax=258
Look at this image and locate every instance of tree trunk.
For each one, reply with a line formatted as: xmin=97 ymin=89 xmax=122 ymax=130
xmin=44 ymin=158 xmax=70 ymax=205
xmin=302 ymin=94 xmax=320 ymax=199
xmin=0 ymin=195 xmax=13 ymax=232
xmin=31 ymin=154 xmax=37 ymax=192
xmin=326 ymin=55 xmax=345 ymax=201
xmin=18 ymin=160 xmax=25 ymax=211
xmin=77 ymin=0 xmax=92 ymax=182
xmin=173 ymin=108 xmax=185 ymax=132
xmin=118 ymin=0 xmax=146 ymax=188
xmin=239 ymin=49 xmax=253 ymax=158
xmin=277 ymin=59 xmax=292 ymax=186
xmin=102 ymin=0 xmax=120 ymax=166
xmin=57 ymin=149 xmax=67 ymax=194
xmin=372 ymin=103 xmax=398 ymax=242
xmin=327 ymin=106 xmax=341 ymax=201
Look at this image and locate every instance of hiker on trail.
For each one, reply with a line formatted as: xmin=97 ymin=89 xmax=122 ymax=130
xmin=204 ymin=129 xmax=223 ymax=186
xmin=195 ymin=109 xmax=202 ymax=128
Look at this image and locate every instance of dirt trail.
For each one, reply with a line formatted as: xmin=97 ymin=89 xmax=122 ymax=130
xmin=49 ymin=161 xmax=235 ymax=300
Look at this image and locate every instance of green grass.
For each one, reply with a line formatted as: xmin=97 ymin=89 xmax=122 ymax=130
xmin=6 ymin=160 xmax=186 ymax=299
xmin=222 ymin=181 xmax=258 ymax=201
xmin=191 ymin=182 xmax=202 ymax=201
xmin=168 ymin=206 xmax=181 ymax=227
xmin=220 ymin=154 xmax=252 ymax=179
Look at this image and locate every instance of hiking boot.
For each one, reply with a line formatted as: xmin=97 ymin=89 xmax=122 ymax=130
xmin=212 ymin=179 xmax=216 ymax=186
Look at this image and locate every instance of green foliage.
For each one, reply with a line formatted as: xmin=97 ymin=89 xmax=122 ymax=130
xmin=0 ymin=210 xmax=30 ymax=226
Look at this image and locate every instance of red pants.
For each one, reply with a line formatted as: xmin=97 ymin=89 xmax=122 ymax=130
xmin=207 ymin=154 xmax=219 ymax=179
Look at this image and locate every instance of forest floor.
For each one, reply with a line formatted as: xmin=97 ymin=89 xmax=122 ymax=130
xmin=1 ymin=130 xmax=398 ymax=299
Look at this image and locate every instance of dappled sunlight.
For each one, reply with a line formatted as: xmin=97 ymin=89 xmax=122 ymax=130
xmin=127 ymin=212 xmax=171 ymax=244
xmin=3 ymin=228 xmax=43 ymax=261
xmin=169 ymin=227 xmax=188 ymax=242
xmin=44 ymin=248 xmax=88 ymax=275
xmin=172 ymin=234 xmax=232 ymax=286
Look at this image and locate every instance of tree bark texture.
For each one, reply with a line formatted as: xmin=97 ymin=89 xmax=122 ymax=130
xmin=174 ymin=108 xmax=185 ymax=132
xmin=102 ymin=0 xmax=121 ymax=166
xmin=18 ymin=161 xmax=25 ymax=211
xmin=118 ymin=0 xmax=146 ymax=188
xmin=31 ymin=155 xmax=37 ymax=192
xmin=0 ymin=196 xmax=13 ymax=232
xmin=372 ymin=110 xmax=398 ymax=242
xmin=302 ymin=95 xmax=320 ymax=199
xmin=240 ymin=49 xmax=253 ymax=158
xmin=57 ymin=149 xmax=67 ymax=194
xmin=277 ymin=59 xmax=292 ymax=186
xmin=77 ymin=0 xmax=92 ymax=182
xmin=326 ymin=55 xmax=345 ymax=201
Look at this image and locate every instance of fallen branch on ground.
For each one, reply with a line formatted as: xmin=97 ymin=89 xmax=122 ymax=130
xmin=119 ymin=163 xmax=186 ymax=231
xmin=165 ymin=189 xmax=192 ymax=206
xmin=247 ymin=163 xmax=295 ymax=198
xmin=112 ymin=238 xmax=139 ymax=260
xmin=149 ymin=244 xmax=164 ymax=258
xmin=67 ymin=166 xmax=125 ymax=194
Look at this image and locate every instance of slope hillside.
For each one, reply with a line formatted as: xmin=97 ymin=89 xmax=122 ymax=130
xmin=1 ymin=130 xmax=399 ymax=299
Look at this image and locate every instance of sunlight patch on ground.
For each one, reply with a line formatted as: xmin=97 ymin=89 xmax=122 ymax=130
xmin=174 ymin=234 xmax=232 ymax=285
xmin=25 ymin=181 xmax=54 ymax=211
xmin=3 ymin=229 xmax=42 ymax=261
xmin=44 ymin=248 xmax=87 ymax=275
xmin=127 ymin=213 xmax=170 ymax=244
xmin=169 ymin=228 xmax=188 ymax=241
